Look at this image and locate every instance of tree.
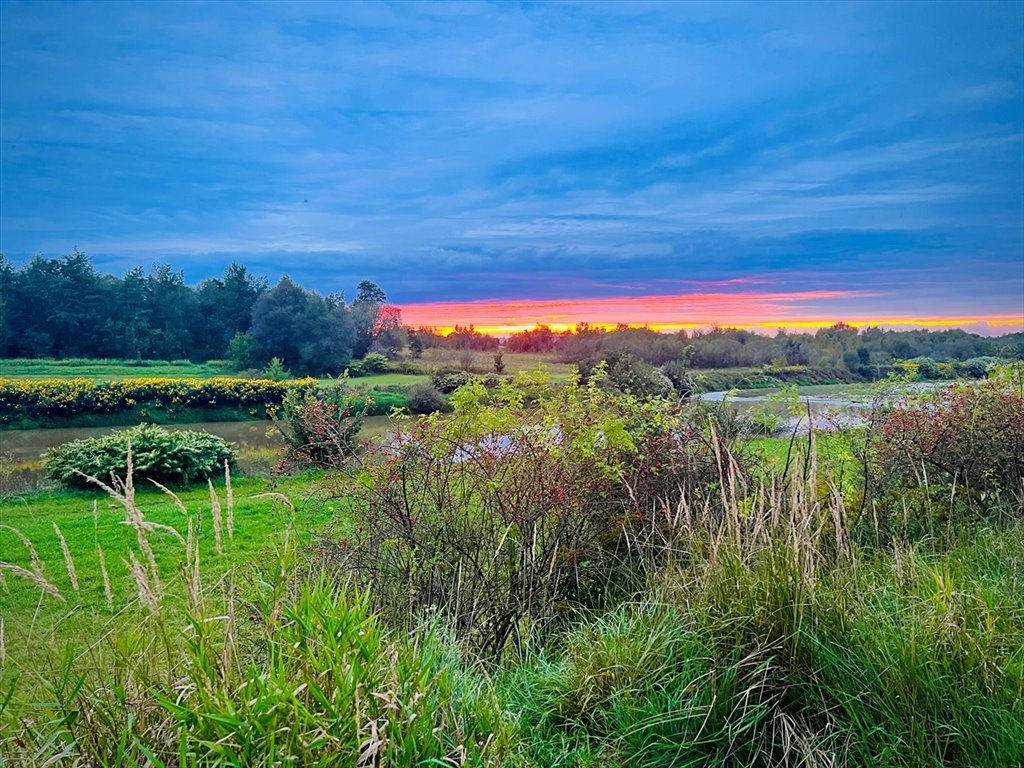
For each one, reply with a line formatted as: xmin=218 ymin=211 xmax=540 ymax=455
xmin=249 ymin=276 xmax=354 ymax=375
xmin=351 ymin=280 xmax=386 ymax=358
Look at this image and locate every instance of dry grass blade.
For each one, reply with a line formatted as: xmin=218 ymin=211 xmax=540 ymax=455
xmin=224 ymin=460 xmax=234 ymax=539
xmin=0 ymin=562 xmax=64 ymax=601
xmin=53 ymin=522 xmax=80 ymax=591
xmin=97 ymin=545 xmax=114 ymax=611
xmin=252 ymin=492 xmax=296 ymax=516
xmin=208 ymin=479 xmax=224 ymax=556
xmin=0 ymin=523 xmax=44 ymax=576
xmin=126 ymin=551 xmax=158 ymax=613
xmin=148 ymin=478 xmax=190 ymax=517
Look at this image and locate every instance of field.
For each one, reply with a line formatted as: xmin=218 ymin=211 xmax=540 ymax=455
xmin=0 ymin=358 xmax=237 ymax=380
xmin=0 ymin=474 xmax=337 ymax=674
xmin=1 ymin=368 xmax=1021 ymax=765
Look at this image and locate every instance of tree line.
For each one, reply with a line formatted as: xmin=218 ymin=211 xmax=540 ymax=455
xmin=439 ymin=322 xmax=1024 ymax=371
xmin=0 ymin=252 xmax=404 ymax=375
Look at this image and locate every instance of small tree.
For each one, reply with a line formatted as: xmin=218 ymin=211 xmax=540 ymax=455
xmin=227 ymin=331 xmax=260 ymax=370
xmin=263 ymin=357 xmax=291 ymax=381
xmin=493 ymin=350 xmax=506 ymax=374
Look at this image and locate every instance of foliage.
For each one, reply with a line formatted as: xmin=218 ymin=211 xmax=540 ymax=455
xmin=580 ymin=352 xmax=674 ymax=399
xmin=323 ymin=375 xmax=740 ymax=656
xmin=430 ymin=366 xmax=477 ymax=393
xmin=249 ymin=276 xmax=354 ymax=376
xmin=274 ymin=387 xmax=364 ymax=471
xmin=872 ymin=380 xmax=1024 ymax=511
xmin=359 ymin=351 xmax=390 ymax=374
xmin=2 ymin=381 xmax=1023 ymax=766
xmin=261 ymin=356 xmax=291 ymax=381
xmin=226 ymin=331 xmax=260 ymax=371
xmin=0 ymin=254 xmax=414 ymax=371
xmin=659 ymin=358 xmax=695 ymax=396
xmin=43 ymin=423 xmax=235 ymax=488
xmin=0 ymin=375 xmax=316 ymax=425
xmin=405 ymin=382 xmax=451 ymax=414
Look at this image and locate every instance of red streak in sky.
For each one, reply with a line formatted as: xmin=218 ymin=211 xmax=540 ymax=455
xmin=397 ymin=290 xmax=1024 ymax=335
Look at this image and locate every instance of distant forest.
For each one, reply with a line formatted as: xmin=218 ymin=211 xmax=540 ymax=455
xmin=1 ymin=252 xmax=1022 ymax=375
xmin=0 ymin=252 xmax=403 ymax=375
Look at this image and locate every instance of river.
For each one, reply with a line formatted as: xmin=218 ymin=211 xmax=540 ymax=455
xmin=0 ymin=416 xmax=395 ymax=494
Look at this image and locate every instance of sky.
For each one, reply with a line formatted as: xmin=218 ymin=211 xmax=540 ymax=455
xmin=1 ymin=0 xmax=1023 ymax=334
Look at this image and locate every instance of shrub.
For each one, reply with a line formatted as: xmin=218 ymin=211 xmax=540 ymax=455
xmin=275 ymin=388 xmax=363 ymax=471
xmin=227 ymin=331 xmax=261 ymax=370
xmin=44 ymin=423 xmax=235 ymax=488
xmin=580 ymin=353 xmax=673 ymax=399
xmin=406 ymin=383 xmax=451 ymax=414
xmin=872 ymin=380 xmax=1024 ymax=512
xmin=262 ymin=356 xmax=291 ymax=381
xmin=323 ymin=376 xmax=740 ymax=656
xmin=360 ymin=352 xmax=390 ymax=374
xmin=660 ymin=359 xmax=695 ymax=397
xmin=431 ymin=367 xmax=475 ymax=393
xmin=0 ymin=376 xmax=317 ymax=424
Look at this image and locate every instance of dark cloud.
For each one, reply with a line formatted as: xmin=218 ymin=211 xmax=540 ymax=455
xmin=1 ymin=1 xmax=1021 ymax=320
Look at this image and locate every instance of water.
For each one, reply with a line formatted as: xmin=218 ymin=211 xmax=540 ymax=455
xmin=0 ymin=416 xmax=394 ymax=494
xmin=696 ymin=382 xmax=944 ymax=433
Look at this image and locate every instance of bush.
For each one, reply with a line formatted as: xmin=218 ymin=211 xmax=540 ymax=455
xmin=275 ymin=388 xmax=363 ymax=471
xmin=581 ymin=353 xmax=673 ymax=399
xmin=431 ymin=367 xmax=475 ymax=394
xmin=406 ymin=383 xmax=451 ymax=414
xmin=262 ymin=356 xmax=291 ymax=381
xmin=0 ymin=376 xmax=317 ymax=424
xmin=660 ymin=359 xmax=695 ymax=397
xmin=872 ymin=380 xmax=1024 ymax=512
xmin=44 ymin=423 xmax=235 ymax=488
xmin=360 ymin=352 xmax=390 ymax=374
xmin=323 ymin=377 xmax=741 ymax=656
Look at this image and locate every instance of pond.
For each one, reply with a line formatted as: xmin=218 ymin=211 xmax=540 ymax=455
xmin=0 ymin=416 xmax=395 ymax=495
xmin=697 ymin=381 xmax=945 ymax=432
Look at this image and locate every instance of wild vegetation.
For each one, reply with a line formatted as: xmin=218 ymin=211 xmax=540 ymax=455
xmin=1 ymin=367 xmax=1021 ymax=766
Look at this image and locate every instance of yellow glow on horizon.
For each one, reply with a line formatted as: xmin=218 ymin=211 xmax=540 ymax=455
xmin=397 ymin=290 xmax=1023 ymax=337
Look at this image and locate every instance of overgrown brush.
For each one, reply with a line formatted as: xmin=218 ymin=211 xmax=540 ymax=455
xmin=2 ymin=375 xmax=1022 ymax=766
xmin=323 ymin=372 xmax=748 ymax=657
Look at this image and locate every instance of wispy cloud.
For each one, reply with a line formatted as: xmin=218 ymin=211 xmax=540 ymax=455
xmin=1 ymin=1 xmax=1021 ymax=326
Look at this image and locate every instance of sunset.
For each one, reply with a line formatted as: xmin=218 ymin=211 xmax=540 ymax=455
xmin=2 ymin=2 xmax=1023 ymax=764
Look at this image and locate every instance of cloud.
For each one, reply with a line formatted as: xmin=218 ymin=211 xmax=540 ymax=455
xmin=1 ymin=0 xmax=1021 ymax=328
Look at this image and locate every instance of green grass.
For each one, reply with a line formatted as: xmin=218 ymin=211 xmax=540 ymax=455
xmin=0 ymin=358 xmax=236 ymax=380
xmin=0 ymin=474 xmax=331 ymax=678
xmin=505 ymin=525 xmax=1024 ymax=766
xmin=334 ymin=372 xmax=430 ymax=388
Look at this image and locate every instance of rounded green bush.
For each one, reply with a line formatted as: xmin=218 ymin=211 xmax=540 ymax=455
xmin=44 ymin=423 xmax=235 ymax=489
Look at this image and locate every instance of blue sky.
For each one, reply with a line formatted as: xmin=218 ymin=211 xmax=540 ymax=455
xmin=1 ymin=1 xmax=1022 ymax=327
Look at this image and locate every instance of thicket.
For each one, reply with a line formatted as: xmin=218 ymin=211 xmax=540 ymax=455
xmin=0 ymin=377 xmax=426 ymax=429
xmin=495 ymin=322 xmax=1024 ymax=371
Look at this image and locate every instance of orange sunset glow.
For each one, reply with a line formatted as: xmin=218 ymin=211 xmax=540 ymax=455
xmin=399 ymin=291 xmax=1024 ymax=336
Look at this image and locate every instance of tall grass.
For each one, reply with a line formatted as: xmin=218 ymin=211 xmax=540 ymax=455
xmin=1 ymin=410 xmax=1020 ymax=765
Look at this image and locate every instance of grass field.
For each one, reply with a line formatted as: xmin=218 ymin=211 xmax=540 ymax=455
xmin=0 ymin=474 xmax=337 ymax=678
xmin=0 ymin=358 xmax=236 ymax=380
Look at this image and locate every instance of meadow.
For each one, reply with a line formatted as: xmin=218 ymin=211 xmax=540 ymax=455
xmin=0 ymin=368 xmax=1021 ymax=766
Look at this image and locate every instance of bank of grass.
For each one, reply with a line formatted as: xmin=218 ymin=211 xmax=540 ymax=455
xmin=4 ymin=486 xmax=1019 ymax=766
xmin=505 ymin=523 xmax=1024 ymax=766
xmin=2 ymin=381 xmax=1022 ymax=765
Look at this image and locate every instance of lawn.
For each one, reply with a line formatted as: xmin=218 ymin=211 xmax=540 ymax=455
xmin=0 ymin=358 xmax=236 ymax=380
xmin=0 ymin=473 xmax=332 ymax=680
